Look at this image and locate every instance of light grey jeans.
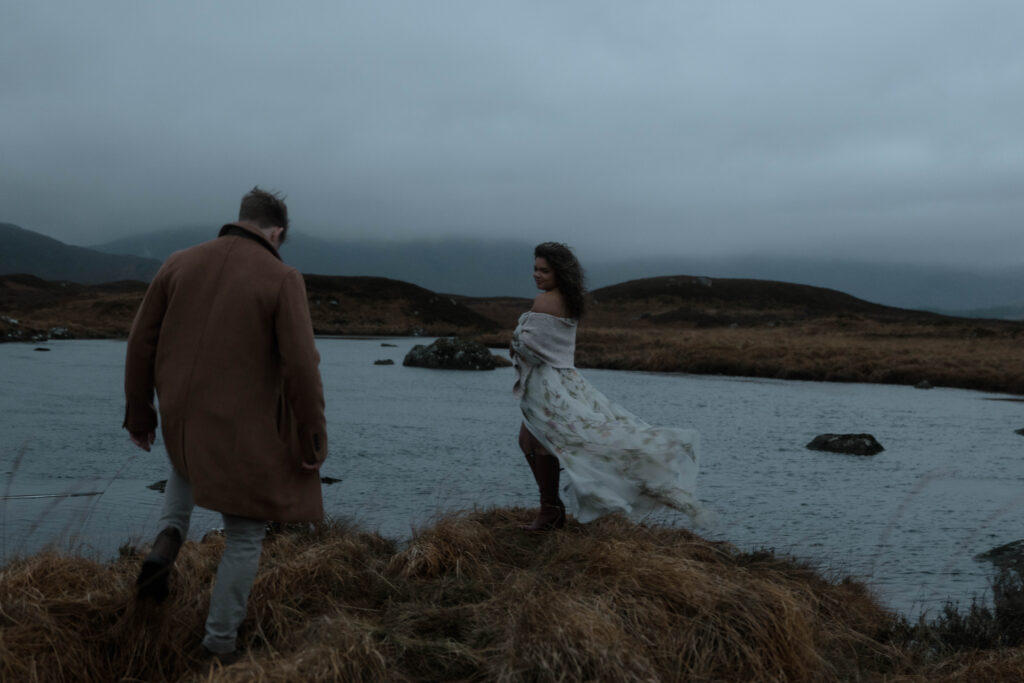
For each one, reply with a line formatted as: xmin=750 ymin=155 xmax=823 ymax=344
xmin=158 ymin=467 xmax=267 ymax=654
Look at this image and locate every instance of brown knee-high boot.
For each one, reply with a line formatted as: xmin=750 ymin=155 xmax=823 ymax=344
xmin=522 ymin=452 xmax=566 ymax=531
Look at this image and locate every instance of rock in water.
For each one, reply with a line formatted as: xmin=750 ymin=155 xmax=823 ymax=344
xmin=373 ymin=359 xmax=395 ymax=365
xmin=403 ymin=337 xmax=498 ymax=370
xmin=976 ymin=540 xmax=1024 ymax=568
xmin=806 ymin=433 xmax=884 ymax=456
xmin=1015 ymin=428 xmax=1024 ymax=437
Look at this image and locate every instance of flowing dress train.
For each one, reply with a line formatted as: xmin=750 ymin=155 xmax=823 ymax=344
xmin=511 ymin=311 xmax=701 ymax=523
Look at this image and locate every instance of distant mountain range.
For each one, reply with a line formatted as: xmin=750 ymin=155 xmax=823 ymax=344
xmin=2 ymin=222 xmax=1024 ymax=318
xmin=91 ymin=227 xmax=535 ymax=299
xmin=0 ymin=223 xmax=160 ymax=284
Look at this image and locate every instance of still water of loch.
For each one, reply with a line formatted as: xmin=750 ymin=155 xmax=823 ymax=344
xmin=2 ymin=338 xmax=1022 ymax=617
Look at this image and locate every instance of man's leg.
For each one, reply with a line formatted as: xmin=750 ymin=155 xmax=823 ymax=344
xmin=157 ymin=467 xmax=194 ymax=536
xmin=202 ymin=514 xmax=266 ymax=656
xmin=137 ymin=467 xmax=193 ymax=600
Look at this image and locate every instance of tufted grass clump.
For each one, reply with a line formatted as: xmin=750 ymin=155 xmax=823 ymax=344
xmin=4 ymin=508 xmax=1024 ymax=681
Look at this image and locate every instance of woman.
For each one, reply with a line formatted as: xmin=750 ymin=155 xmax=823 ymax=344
xmin=511 ymin=242 xmax=701 ymax=531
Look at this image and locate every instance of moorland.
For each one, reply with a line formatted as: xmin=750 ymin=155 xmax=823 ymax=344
xmin=5 ymin=272 xmax=1024 ymax=680
xmin=5 ymin=271 xmax=1019 ymax=395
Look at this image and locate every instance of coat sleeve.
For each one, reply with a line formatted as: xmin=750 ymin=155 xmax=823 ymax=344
xmin=275 ymin=269 xmax=328 ymax=466
xmin=123 ymin=269 xmax=168 ymax=433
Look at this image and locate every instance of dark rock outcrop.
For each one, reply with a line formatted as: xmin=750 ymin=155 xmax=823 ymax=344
xmin=403 ymin=337 xmax=499 ymax=370
xmin=374 ymin=359 xmax=395 ymax=365
xmin=806 ymin=433 xmax=884 ymax=456
xmin=1015 ymin=428 xmax=1024 ymax=437
xmin=976 ymin=540 xmax=1024 ymax=569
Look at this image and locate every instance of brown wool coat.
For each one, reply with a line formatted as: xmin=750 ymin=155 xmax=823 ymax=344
xmin=124 ymin=222 xmax=327 ymax=522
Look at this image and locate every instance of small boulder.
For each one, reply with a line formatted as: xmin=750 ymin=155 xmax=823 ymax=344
xmin=373 ymin=359 xmax=395 ymax=365
xmin=147 ymin=480 xmax=167 ymax=492
xmin=806 ymin=433 xmax=884 ymax=456
xmin=1015 ymin=428 xmax=1024 ymax=437
xmin=915 ymin=380 xmax=933 ymax=389
xmin=403 ymin=337 xmax=499 ymax=370
xmin=381 ymin=343 xmax=398 ymax=347
xmin=320 ymin=476 xmax=342 ymax=485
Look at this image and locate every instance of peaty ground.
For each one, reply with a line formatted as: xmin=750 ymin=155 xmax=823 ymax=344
xmin=2 ymin=508 xmax=1022 ymax=682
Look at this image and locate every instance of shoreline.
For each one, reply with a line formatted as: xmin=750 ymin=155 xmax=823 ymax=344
xmin=6 ymin=329 xmax=1024 ymax=397
xmin=5 ymin=271 xmax=1023 ymax=396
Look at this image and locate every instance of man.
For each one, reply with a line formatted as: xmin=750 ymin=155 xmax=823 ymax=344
xmin=123 ymin=187 xmax=327 ymax=663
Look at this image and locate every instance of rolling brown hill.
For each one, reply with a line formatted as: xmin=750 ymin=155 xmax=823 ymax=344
xmin=301 ymin=274 xmax=499 ymax=335
xmin=460 ymin=275 xmax=968 ymax=330
xmin=464 ymin=275 xmax=1024 ymax=395
xmin=0 ymin=273 xmax=499 ymax=342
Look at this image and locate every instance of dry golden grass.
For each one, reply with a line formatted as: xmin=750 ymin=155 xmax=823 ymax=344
xmin=475 ymin=320 xmax=1024 ymax=395
xmin=9 ymin=508 xmax=1021 ymax=682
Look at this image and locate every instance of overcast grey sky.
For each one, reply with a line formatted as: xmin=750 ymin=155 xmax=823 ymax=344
xmin=2 ymin=1 xmax=1023 ymax=265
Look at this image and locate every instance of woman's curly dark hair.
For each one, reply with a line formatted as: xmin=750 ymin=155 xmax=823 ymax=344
xmin=535 ymin=242 xmax=586 ymax=319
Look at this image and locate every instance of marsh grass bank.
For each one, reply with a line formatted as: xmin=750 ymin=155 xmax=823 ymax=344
xmin=3 ymin=508 xmax=1024 ymax=682
xmin=7 ymin=272 xmax=1024 ymax=394
xmin=571 ymin=323 xmax=1024 ymax=395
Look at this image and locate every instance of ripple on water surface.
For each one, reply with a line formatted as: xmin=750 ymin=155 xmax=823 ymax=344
xmin=2 ymin=338 xmax=1022 ymax=616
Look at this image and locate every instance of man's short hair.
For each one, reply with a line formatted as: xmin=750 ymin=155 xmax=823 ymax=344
xmin=239 ymin=187 xmax=289 ymax=242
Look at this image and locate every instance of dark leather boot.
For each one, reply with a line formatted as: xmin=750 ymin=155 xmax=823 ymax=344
xmin=522 ymin=452 xmax=566 ymax=532
xmin=136 ymin=526 xmax=183 ymax=602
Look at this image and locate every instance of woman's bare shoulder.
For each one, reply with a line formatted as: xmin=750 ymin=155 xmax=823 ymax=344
xmin=530 ymin=291 xmax=567 ymax=317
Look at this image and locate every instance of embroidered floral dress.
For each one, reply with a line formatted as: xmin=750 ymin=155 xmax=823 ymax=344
xmin=511 ymin=311 xmax=701 ymax=523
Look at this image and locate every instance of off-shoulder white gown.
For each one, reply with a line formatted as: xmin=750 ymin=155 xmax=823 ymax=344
xmin=511 ymin=311 xmax=701 ymax=523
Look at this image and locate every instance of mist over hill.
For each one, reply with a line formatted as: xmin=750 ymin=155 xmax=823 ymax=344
xmin=0 ymin=223 xmax=160 ymax=284
xmin=591 ymin=256 xmax=1024 ymax=318
xmin=92 ymin=228 xmax=533 ymax=298
xmin=3 ymin=222 xmax=1021 ymax=317
xmin=93 ymin=227 xmax=1024 ymax=316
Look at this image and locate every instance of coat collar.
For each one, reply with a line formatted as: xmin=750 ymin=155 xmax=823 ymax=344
xmin=218 ymin=222 xmax=282 ymax=261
